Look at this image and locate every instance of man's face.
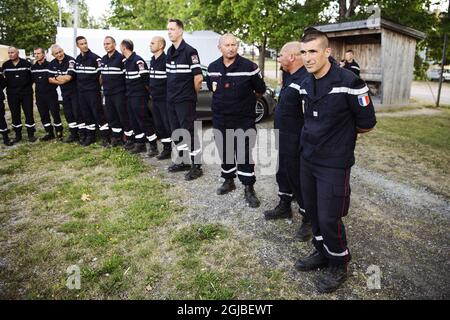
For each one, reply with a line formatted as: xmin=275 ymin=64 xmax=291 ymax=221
xmin=277 ymin=47 xmax=291 ymax=72
xmin=167 ymin=22 xmax=183 ymax=43
xmin=52 ymin=47 xmax=65 ymax=61
xmin=8 ymin=48 xmax=19 ymax=61
xmin=345 ymin=51 xmax=354 ymax=62
xmin=150 ymin=38 xmax=162 ymax=54
xmin=34 ymin=49 xmax=45 ymax=62
xmin=300 ymin=39 xmax=330 ymax=74
xmin=219 ymin=36 xmax=238 ymax=60
xmin=76 ymin=38 xmax=89 ymax=53
xmin=104 ymin=38 xmax=115 ymax=54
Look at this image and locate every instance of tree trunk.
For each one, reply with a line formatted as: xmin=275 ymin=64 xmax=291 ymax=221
xmin=257 ymin=35 xmax=267 ymax=78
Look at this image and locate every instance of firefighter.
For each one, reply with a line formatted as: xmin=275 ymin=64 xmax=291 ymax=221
xmin=166 ymin=19 xmax=204 ymax=180
xmin=206 ymin=33 xmax=266 ymax=208
xmin=294 ymin=28 xmax=376 ymax=293
xmin=120 ymin=39 xmax=158 ymax=156
xmin=31 ymin=47 xmax=63 ymax=141
xmin=0 ymin=69 xmax=13 ymax=146
xmin=2 ymin=46 xmax=36 ymax=142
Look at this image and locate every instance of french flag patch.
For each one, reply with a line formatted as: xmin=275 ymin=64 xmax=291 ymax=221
xmin=357 ymin=93 xmax=370 ymax=107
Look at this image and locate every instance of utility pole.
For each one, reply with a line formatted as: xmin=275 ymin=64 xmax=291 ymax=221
xmin=58 ymin=0 xmax=62 ymax=27
xmin=436 ymin=34 xmax=448 ymax=108
xmin=72 ymin=0 xmax=79 ymax=58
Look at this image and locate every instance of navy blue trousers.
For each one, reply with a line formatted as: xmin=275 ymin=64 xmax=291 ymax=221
xmin=105 ymin=92 xmax=132 ymax=139
xmin=127 ymin=95 xmax=156 ymax=144
xmin=300 ymin=157 xmax=351 ymax=266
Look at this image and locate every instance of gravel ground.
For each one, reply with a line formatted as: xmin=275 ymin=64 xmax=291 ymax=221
xmin=143 ymin=118 xmax=450 ymax=299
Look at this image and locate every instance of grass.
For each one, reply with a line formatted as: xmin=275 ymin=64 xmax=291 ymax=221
xmin=355 ymin=106 xmax=450 ymax=197
xmin=1 ymin=105 xmax=449 ymax=299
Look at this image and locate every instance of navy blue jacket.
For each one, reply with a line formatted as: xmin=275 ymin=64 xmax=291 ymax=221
xmin=149 ymin=53 xmax=167 ymax=101
xmin=48 ymin=54 xmax=77 ymax=98
xmin=274 ymin=66 xmax=308 ymax=156
xmin=123 ymin=52 xmax=149 ymax=97
xmin=206 ymin=54 xmax=266 ymax=118
xmin=75 ymin=50 xmax=101 ymax=92
xmin=100 ymin=50 xmax=126 ymax=96
xmin=31 ymin=60 xmax=58 ymax=95
xmin=166 ymin=40 xmax=202 ymax=104
xmin=343 ymin=60 xmax=360 ymax=77
xmin=2 ymin=58 xmax=33 ymax=95
xmin=298 ymin=62 xmax=376 ymax=168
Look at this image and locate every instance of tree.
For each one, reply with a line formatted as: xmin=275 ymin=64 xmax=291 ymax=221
xmin=0 ymin=0 xmax=58 ymax=54
xmin=63 ymin=0 xmax=100 ymax=29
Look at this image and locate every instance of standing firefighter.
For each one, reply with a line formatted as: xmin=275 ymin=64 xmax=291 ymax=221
xmin=149 ymin=36 xmax=172 ymax=160
xmin=166 ymin=19 xmax=204 ymax=180
xmin=294 ymin=28 xmax=376 ymax=293
xmin=31 ymin=47 xmax=63 ymax=141
xmin=74 ymin=36 xmax=109 ymax=147
xmin=48 ymin=45 xmax=83 ymax=143
xmin=206 ymin=34 xmax=266 ymax=208
xmin=2 ymin=46 xmax=36 ymax=143
xmin=263 ymin=41 xmax=312 ymax=241
xmin=100 ymin=36 xmax=134 ymax=148
xmin=120 ymin=39 xmax=158 ymax=156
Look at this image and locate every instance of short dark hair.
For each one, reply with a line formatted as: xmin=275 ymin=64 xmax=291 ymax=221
xmin=345 ymin=49 xmax=354 ymax=54
xmin=34 ymin=47 xmax=45 ymax=54
xmin=105 ymin=36 xmax=116 ymax=43
xmin=168 ymin=18 xmax=184 ymax=29
xmin=300 ymin=27 xmax=329 ymax=48
xmin=75 ymin=36 xmax=86 ymax=44
xmin=121 ymin=39 xmax=134 ymax=51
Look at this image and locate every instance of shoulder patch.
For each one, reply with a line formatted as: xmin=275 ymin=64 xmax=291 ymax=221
xmin=136 ymin=60 xmax=145 ymax=71
xmin=191 ymin=54 xmax=199 ymax=64
xmin=357 ymin=93 xmax=370 ymax=107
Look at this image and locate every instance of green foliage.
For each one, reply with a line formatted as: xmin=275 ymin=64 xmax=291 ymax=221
xmin=0 ymin=0 xmax=58 ymax=53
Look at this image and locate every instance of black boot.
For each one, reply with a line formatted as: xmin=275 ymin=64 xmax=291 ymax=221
xmin=263 ymin=199 xmax=292 ymax=220
xmin=13 ymin=131 xmax=22 ymax=143
xmin=295 ymin=219 xmax=313 ymax=242
xmin=2 ymin=132 xmax=13 ymax=146
xmin=81 ymin=134 xmax=96 ymax=147
xmin=294 ymin=250 xmax=328 ymax=272
xmin=157 ymin=145 xmax=172 ymax=160
xmin=185 ymin=164 xmax=203 ymax=180
xmin=123 ymin=139 xmax=135 ymax=150
xmin=65 ymin=131 xmax=79 ymax=143
xmin=78 ymin=132 xmax=87 ymax=145
xmin=129 ymin=143 xmax=146 ymax=154
xmin=101 ymin=137 xmax=111 ymax=148
xmin=111 ymin=136 xmax=123 ymax=147
xmin=27 ymin=132 xmax=37 ymax=143
xmin=41 ymin=130 xmax=55 ymax=141
xmin=147 ymin=142 xmax=158 ymax=158
xmin=217 ymin=178 xmax=236 ymax=195
xmin=168 ymin=162 xmax=191 ymax=173
xmin=317 ymin=264 xmax=348 ymax=294
xmin=244 ymin=185 xmax=260 ymax=208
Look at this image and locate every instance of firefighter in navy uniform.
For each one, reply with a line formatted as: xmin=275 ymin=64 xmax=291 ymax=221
xmin=294 ymin=29 xmax=376 ymax=293
xmin=262 ymin=42 xmax=312 ymax=241
xmin=31 ymin=47 xmax=63 ymax=141
xmin=2 ymin=46 xmax=36 ymax=142
xmin=340 ymin=49 xmax=360 ymax=77
xmin=48 ymin=44 xmax=83 ymax=143
xmin=100 ymin=36 xmax=134 ymax=148
xmin=120 ymin=39 xmax=158 ymax=156
xmin=166 ymin=19 xmax=204 ymax=180
xmin=206 ymin=34 xmax=266 ymax=208
xmin=149 ymin=36 xmax=172 ymax=160
xmin=0 ymin=69 xmax=13 ymax=146
xmin=74 ymin=36 xmax=109 ymax=147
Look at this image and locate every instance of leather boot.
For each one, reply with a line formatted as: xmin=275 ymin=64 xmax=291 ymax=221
xmin=263 ymin=198 xmax=292 ymax=220
xmin=216 ymin=178 xmax=236 ymax=195
xmin=244 ymin=185 xmax=260 ymax=208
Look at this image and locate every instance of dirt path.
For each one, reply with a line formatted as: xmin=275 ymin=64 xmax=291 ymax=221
xmin=143 ymin=119 xmax=450 ymax=299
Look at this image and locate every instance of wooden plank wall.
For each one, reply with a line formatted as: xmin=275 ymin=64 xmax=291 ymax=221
xmin=329 ymin=34 xmax=382 ymax=82
xmin=381 ymin=29 xmax=416 ymax=105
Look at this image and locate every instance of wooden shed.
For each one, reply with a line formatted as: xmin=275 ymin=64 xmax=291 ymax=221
xmin=314 ymin=18 xmax=426 ymax=106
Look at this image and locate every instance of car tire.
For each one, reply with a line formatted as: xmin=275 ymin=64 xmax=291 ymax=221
xmin=255 ymin=99 xmax=267 ymax=123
